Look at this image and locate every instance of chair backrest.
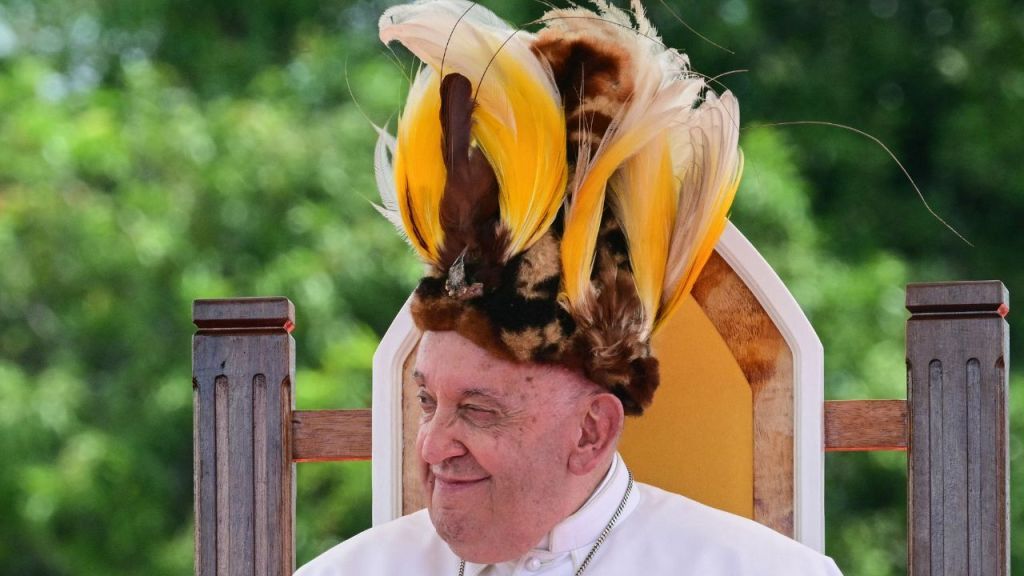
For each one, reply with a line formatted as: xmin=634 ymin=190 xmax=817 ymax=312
xmin=370 ymin=222 xmax=826 ymax=548
xmin=191 ymin=253 xmax=1010 ymax=576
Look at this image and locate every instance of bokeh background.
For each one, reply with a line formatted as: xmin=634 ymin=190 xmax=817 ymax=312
xmin=0 ymin=0 xmax=1021 ymax=574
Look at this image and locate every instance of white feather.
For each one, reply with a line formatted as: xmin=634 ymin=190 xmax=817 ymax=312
xmin=371 ymin=123 xmax=403 ymax=229
xmin=379 ymin=1 xmax=558 ymax=106
xmin=372 ymin=121 xmax=425 ymax=253
xmin=661 ymin=91 xmax=742 ymax=311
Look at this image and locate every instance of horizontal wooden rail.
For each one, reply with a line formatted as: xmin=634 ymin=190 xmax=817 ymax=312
xmin=294 ymin=400 xmax=909 ymax=460
xmin=824 ymin=399 xmax=907 ymax=452
xmin=292 ymin=409 xmax=372 ymax=462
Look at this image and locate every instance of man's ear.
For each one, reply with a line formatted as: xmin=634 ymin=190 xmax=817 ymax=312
xmin=568 ymin=393 xmax=624 ymax=476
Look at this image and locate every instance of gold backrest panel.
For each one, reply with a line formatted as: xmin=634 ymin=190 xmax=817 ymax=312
xmin=620 ymin=295 xmax=754 ymax=518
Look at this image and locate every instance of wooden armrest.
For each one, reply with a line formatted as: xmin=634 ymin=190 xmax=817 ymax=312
xmin=824 ymin=399 xmax=907 ymax=452
xmin=292 ymin=409 xmax=372 ymax=462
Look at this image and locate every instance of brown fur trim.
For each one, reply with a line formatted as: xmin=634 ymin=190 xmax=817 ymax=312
xmin=412 ymin=280 xmax=661 ymax=415
xmin=410 ymin=286 xmax=460 ymax=332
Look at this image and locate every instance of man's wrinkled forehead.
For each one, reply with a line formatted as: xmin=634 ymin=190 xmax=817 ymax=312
xmin=412 ymin=330 xmax=601 ymax=410
xmin=412 ymin=368 xmax=509 ymax=400
xmin=412 ymin=330 xmax=546 ymax=402
xmin=416 ymin=331 xmax=519 ymax=376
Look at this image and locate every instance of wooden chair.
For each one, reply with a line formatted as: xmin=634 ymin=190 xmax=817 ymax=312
xmin=191 ymin=223 xmax=1010 ymax=576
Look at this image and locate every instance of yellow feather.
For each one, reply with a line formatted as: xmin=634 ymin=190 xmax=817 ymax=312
xmin=657 ymin=148 xmax=743 ymax=329
xmin=394 ymin=67 xmax=446 ymax=265
xmin=471 ymin=42 xmax=567 ymax=260
xmin=555 ymin=9 xmax=703 ymax=313
xmin=561 ymin=123 xmax=674 ymax=312
xmin=608 ymin=132 xmax=677 ymax=337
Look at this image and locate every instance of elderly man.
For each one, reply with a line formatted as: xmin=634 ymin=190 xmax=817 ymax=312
xmin=297 ymin=330 xmax=842 ymax=575
xmin=299 ymin=1 xmax=843 ymax=574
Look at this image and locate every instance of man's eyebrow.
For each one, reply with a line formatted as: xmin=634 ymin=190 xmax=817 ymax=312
xmin=410 ymin=373 xmax=507 ymax=405
xmin=460 ymin=388 xmax=506 ymax=404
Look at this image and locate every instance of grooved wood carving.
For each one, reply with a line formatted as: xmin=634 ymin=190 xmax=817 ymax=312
xmin=906 ymin=281 xmax=1009 ymax=576
xmin=193 ymin=298 xmax=296 ymax=576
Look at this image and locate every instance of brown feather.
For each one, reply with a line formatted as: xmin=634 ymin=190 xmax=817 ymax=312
xmin=577 ymin=244 xmax=646 ymax=377
xmin=437 ymin=73 xmax=504 ymax=292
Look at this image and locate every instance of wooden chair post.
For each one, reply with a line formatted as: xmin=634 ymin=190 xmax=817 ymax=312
xmin=906 ymin=281 xmax=1010 ymax=576
xmin=192 ymin=298 xmax=297 ymax=576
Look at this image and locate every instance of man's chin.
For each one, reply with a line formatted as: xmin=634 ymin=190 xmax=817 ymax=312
xmin=439 ymin=533 xmax=533 ymax=565
xmin=429 ymin=508 xmax=530 ymax=564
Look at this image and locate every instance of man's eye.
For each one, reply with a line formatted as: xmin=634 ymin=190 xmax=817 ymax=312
xmin=417 ymin=392 xmax=436 ymax=413
xmin=460 ymin=405 xmax=498 ymax=426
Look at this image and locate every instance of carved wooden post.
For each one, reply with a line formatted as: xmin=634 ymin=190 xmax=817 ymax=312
xmin=907 ymin=281 xmax=1010 ymax=576
xmin=193 ymin=298 xmax=296 ymax=576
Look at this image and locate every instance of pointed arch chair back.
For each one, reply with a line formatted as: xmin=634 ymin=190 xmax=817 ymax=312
xmin=370 ymin=223 xmax=826 ymax=548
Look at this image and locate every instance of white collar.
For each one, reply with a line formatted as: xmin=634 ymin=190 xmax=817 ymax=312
xmin=463 ymin=452 xmax=639 ymax=575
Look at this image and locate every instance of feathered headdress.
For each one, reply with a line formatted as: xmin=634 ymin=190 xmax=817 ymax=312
xmin=374 ymin=0 xmax=743 ymax=415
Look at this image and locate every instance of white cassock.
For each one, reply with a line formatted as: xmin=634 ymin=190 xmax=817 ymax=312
xmin=296 ymin=454 xmax=843 ymax=575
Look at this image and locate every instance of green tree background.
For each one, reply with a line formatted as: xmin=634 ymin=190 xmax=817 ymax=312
xmin=0 ymin=0 xmax=1020 ymax=574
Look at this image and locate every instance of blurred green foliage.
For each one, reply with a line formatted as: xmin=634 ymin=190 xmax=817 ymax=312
xmin=0 ymin=0 xmax=1020 ymax=574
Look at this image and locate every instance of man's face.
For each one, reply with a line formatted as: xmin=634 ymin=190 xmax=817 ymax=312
xmin=413 ymin=330 xmax=589 ymax=563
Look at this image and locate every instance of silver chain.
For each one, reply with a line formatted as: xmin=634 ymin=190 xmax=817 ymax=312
xmin=457 ymin=469 xmax=634 ymax=576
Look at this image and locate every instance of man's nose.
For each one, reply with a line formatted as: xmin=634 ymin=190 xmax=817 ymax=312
xmin=418 ymin=415 xmax=467 ymax=465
